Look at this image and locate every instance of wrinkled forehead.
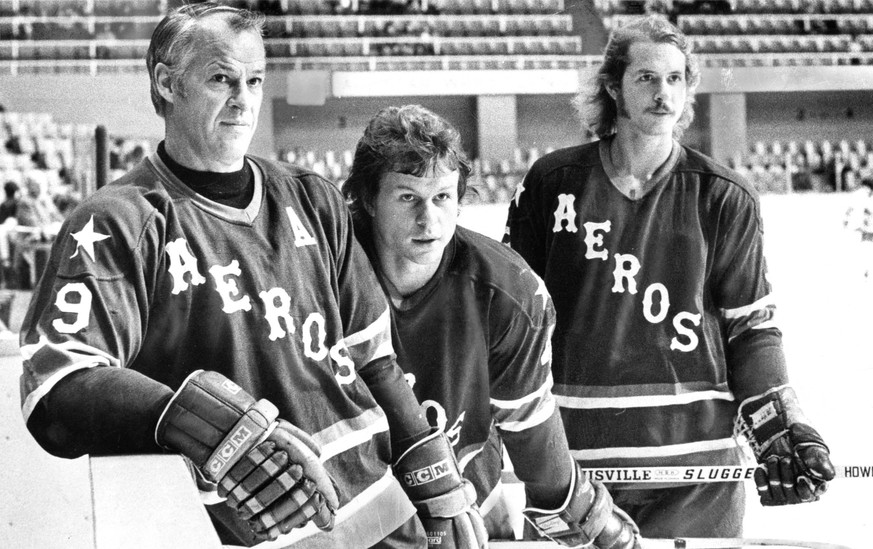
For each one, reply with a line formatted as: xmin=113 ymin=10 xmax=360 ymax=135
xmin=189 ymin=14 xmax=265 ymax=64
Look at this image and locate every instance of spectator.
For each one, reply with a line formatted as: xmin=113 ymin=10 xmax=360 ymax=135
xmin=16 ymin=170 xmax=64 ymax=235
xmin=0 ymin=180 xmax=19 ymax=223
xmin=0 ymin=180 xmax=19 ymax=280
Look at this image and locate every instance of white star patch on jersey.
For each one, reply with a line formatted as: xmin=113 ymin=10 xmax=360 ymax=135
xmin=533 ymin=273 xmax=549 ymax=311
xmin=513 ymin=181 xmax=525 ymax=207
xmin=70 ymin=215 xmax=110 ymax=261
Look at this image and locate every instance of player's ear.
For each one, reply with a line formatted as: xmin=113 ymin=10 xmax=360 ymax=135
xmin=606 ymin=83 xmax=619 ymax=101
xmin=154 ymin=63 xmax=176 ymax=104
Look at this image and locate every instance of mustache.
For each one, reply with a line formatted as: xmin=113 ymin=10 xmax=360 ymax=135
xmin=649 ymin=103 xmax=674 ymax=114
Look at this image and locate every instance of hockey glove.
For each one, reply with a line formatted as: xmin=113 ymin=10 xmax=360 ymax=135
xmin=394 ymin=429 xmax=488 ymax=549
xmin=736 ymin=385 xmax=835 ymax=506
xmin=523 ymin=462 xmax=640 ymax=549
xmin=155 ymin=370 xmax=340 ymax=540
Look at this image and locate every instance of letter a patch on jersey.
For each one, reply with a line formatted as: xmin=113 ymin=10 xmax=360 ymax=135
xmin=285 ymin=206 xmax=316 ymax=247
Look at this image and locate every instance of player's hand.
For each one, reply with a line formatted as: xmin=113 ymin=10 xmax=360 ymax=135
xmin=393 ymin=429 xmax=488 ymax=549
xmin=523 ymin=463 xmax=640 ymax=549
xmin=737 ymin=386 xmax=835 ymax=506
xmin=218 ymin=419 xmax=340 ymax=541
xmin=155 ymin=370 xmax=338 ymax=539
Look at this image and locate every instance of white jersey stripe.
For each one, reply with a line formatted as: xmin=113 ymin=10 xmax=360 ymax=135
xmin=555 ymin=390 xmax=734 ymax=409
xmin=341 ymin=307 xmax=395 ymax=365
xmin=491 ymin=374 xmax=554 ymax=409
xmin=253 ymin=467 xmax=414 ymax=549
xmin=21 ymin=360 xmax=105 ymax=422
xmin=497 ymin=394 xmax=556 ymax=432
xmin=570 ymin=437 xmax=740 ymax=461
xmin=554 ymin=381 xmax=730 ymax=399
xmin=458 ymin=445 xmax=485 ymax=472
xmin=478 ymin=479 xmax=505 ymax=517
xmin=342 ymin=307 xmax=390 ymax=347
xmin=20 ymin=335 xmax=120 ymax=366
xmin=315 ymin=407 xmax=390 ymax=462
xmin=720 ymin=293 xmax=776 ymax=319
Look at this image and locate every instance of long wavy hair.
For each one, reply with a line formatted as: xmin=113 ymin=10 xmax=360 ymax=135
xmin=574 ymin=15 xmax=701 ymax=140
xmin=343 ymin=104 xmax=472 ymax=232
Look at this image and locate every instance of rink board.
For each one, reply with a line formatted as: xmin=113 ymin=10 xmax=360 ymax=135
xmin=1 ymin=194 xmax=870 ymax=548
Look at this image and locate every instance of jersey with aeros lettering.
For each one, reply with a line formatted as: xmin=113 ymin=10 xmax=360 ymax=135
xmin=504 ymin=139 xmax=788 ymax=482
xmin=19 ymin=154 xmax=414 ymax=546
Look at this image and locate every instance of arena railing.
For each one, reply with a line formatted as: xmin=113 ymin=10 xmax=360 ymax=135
xmin=0 ymin=13 xmax=575 ymax=40
xmin=677 ymin=13 xmax=873 ymax=35
xmin=689 ymin=35 xmax=855 ymax=54
xmin=9 ymin=50 xmax=873 ymax=75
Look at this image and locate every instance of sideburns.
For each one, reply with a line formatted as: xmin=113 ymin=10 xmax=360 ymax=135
xmin=615 ymin=90 xmax=630 ymax=120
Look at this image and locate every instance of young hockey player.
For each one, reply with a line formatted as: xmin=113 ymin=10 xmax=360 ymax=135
xmin=504 ymin=15 xmax=835 ymax=538
xmin=344 ymin=103 xmax=640 ymax=548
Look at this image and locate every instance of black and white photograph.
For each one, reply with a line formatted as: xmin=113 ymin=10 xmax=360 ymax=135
xmin=0 ymin=1 xmax=870 ymax=548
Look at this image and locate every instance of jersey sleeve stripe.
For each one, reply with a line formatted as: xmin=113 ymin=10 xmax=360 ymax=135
xmin=458 ymin=445 xmax=485 ymax=472
xmin=21 ymin=336 xmax=120 ymax=422
xmin=720 ymin=293 xmax=780 ymax=342
xmin=477 ymin=479 xmax=506 ymax=517
xmin=20 ymin=336 xmax=120 ymax=365
xmin=313 ymin=406 xmax=390 ymax=462
xmin=490 ymin=375 xmax=554 ymax=409
xmin=495 ymin=393 xmax=556 ymax=433
xmin=21 ymin=361 xmax=104 ymax=422
xmin=720 ymin=293 xmax=776 ymax=319
xmin=341 ymin=307 xmax=395 ymax=365
xmin=569 ymin=437 xmax=740 ymax=461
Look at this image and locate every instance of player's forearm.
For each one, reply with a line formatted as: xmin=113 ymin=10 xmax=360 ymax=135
xmin=726 ymin=327 xmax=789 ymax=401
xmin=358 ymin=356 xmax=431 ymax=457
xmin=502 ymin=409 xmax=574 ymax=509
xmin=26 ymin=366 xmax=173 ymax=458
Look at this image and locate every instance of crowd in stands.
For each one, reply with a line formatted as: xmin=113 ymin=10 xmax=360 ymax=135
xmin=593 ymin=0 xmax=873 ymax=65
xmin=279 ymin=144 xmax=549 ymax=204
xmin=0 ymin=110 xmax=122 ymax=290
xmin=0 ymin=0 xmax=580 ymax=72
xmin=279 ymin=137 xmax=873 ymax=201
xmin=9 ymin=0 xmax=873 ymax=71
xmin=596 ymin=0 xmax=873 ymax=16
xmin=732 ymin=138 xmax=873 ymax=194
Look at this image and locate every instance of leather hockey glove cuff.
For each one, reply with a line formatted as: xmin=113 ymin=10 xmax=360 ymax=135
xmin=735 ymin=385 xmax=835 ymax=506
xmin=393 ymin=429 xmax=488 ymax=549
xmin=523 ymin=462 xmax=640 ymax=549
xmin=155 ymin=370 xmax=339 ymax=539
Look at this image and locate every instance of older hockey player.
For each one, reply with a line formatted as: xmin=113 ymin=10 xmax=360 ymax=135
xmin=344 ymin=104 xmax=640 ymax=548
xmin=18 ymin=4 xmax=485 ymax=548
xmin=503 ymin=15 xmax=834 ymax=538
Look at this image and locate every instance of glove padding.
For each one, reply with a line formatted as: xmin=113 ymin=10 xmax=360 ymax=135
xmin=523 ymin=463 xmax=640 ymax=549
xmin=155 ymin=370 xmax=339 ymax=539
xmin=394 ymin=429 xmax=488 ymax=549
xmin=736 ymin=385 xmax=835 ymax=506
xmin=218 ymin=419 xmax=341 ymax=540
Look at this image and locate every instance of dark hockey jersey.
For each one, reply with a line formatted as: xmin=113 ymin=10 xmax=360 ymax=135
xmin=504 ymin=139 xmax=789 ymax=485
xmin=359 ymin=224 xmax=560 ymax=513
xmin=20 ymin=154 xmax=417 ymax=547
